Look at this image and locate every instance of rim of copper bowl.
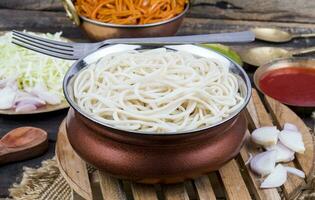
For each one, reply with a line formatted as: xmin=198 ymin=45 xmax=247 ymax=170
xmin=254 ymin=57 xmax=315 ymax=108
xmin=79 ymin=3 xmax=189 ymax=28
xmin=63 ymin=45 xmax=252 ymax=136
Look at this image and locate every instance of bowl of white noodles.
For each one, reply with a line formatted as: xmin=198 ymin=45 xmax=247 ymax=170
xmin=63 ymin=44 xmax=251 ymax=183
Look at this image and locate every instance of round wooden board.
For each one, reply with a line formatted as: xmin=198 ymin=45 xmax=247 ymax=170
xmin=55 ymin=89 xmax=314 ymax=200
xmin=55 ymin=120 xmax=93 ymax=200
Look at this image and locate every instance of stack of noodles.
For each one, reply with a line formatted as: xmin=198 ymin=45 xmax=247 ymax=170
xmin=75 ymin=0 xmax=188 ymax=25
xmin=73 ymin=49 xmax=244 ymax=133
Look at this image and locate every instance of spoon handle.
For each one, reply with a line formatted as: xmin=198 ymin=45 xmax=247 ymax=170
xmin=292 ymin=33 xmax=315 ymax=39
xmin=290 ymin=46 xmax=315 ymax=55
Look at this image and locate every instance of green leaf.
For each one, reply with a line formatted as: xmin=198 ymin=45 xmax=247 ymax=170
xmin=200 ymin=44 xmax=243 ymax=66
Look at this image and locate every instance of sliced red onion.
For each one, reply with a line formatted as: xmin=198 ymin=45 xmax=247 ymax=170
xmin=14 ymin=93 xmax=46 ymax=108
xmin=250 ymin=150 xmax=277 ymax=176
xmin=260 ymin=164 xmax=287 ymax=188
xmin=285 ymin=166 xmax=305 ymax=178
xmin=15 ymin=103 xmax=37 ymax=112
xmin=31 ymin=84 xmax=61 ymax=105
xmin=279 ymin=130 xmax=305 ymax=154
xmin=283 ymin=123 xmax=299 ymax=132
xmin=265 ymin=142 xmax=295 ymax=162
xmin=251 ymin=126 xmax=279 ymax=146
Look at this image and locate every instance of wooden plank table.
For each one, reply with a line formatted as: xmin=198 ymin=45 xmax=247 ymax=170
xmin=0 ymin=0 xmax=315 ymax=198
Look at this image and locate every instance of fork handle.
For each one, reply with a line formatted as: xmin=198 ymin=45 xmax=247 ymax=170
xmin=103 ymin=31 xmax=255 ymax=45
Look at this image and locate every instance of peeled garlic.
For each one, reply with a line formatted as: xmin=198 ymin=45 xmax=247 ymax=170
xmin=260 ymin=164 xmax=287 ymax=188
xmin=265 ymin=142 xmax=295 ymax=162
xmin=250 ymin=150 xmax=277 ymax=176
xmin=279 ymin=130 xmax=305 ymax=154
xmin=283 ymin=123 xmax=298 ymax=132
xmin=251 ymin=126 xmax=279 ymax=146
xmin=285 ymin=167 xmax=305 ymax=178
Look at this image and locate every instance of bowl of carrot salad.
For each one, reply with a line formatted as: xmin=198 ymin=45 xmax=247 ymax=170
xmin=62 ymin=0 xmax=189 ymax=41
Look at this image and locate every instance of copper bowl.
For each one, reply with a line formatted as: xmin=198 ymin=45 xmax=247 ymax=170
xmin=63 ymin=44 xmax=252 ymax=183
xmin=62 ymin=0 xmax=189 ymax=41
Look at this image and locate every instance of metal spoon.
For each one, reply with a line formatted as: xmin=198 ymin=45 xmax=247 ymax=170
xmin=239 ymin=46 xmax=315 ymax=67
xmin=252 ymin=28 xmax=315 ymax=43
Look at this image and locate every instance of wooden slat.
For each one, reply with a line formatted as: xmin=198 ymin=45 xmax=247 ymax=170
xmin=131 ymin=183 xmax=158 ymax=200
xmin=98 ymin=171 xmax=127 ymax=200
xmin=2 ymin=0 xmax=315 ymax=23
xmin=178 ymin=18 xmax=315 ymax=48
xmin=209 ymin=172 xmax=226 ymax=199
xmin=0 ymin=9 xmax=83 ymax=39
xmin=55 ymin=120 xmax=93 ymax=200
xmin=164 ymin=184 xmax=190 ymax=200
xmin=2 ymin=9 xmax=315 ymax=47
xmin=194 ymin=175 xmax=216 ymax=200
xmin=192 ymin=0 xmax=315 ymax=14
xmin=0 ymin=0 xmax=63 ymax=11
xmin=245 ymin=91 xmax=260 ymax=129
xmin=250 ymin=90 xmax=306 ymax=199
xmin=218 ymin=160 xmax=252 ymax=200
xmin=189 ymin=1 xmax=315 ymax=24
xmin=251 ymin=90 xmax=273 ymax=127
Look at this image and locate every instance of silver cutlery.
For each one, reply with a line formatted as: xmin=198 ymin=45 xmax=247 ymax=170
xmin=12 ymin=30 xmax=254 ymax=60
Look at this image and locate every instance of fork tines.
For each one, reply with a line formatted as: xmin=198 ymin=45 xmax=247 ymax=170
xmin=12 ymin=30 xmax=76 ymax=60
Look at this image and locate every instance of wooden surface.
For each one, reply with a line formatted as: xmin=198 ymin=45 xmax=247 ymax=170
xmin=1 ymin=0 xmax=315 ymax=40
xmin=55 ymin=120 xmax=92 ymax=200
xmin=1 ymin=0 xmax=315 ymax=198
xmin=54 ymin=89 xmax=314 ymax=200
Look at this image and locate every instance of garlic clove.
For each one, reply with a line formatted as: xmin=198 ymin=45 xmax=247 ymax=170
xmin=283 ymin=123 xmax=298 ymax=132
xmin=251 ymin=126 xmax=279 ymax=146
xmin=260 ymin=164 xmax=287 ymax=188
xmin=250 ymin=150 xmax=277 ymax=176
xmin=285 ymin=166 xmax=305 ymax=178
xmin=265 ymin=142 xmax=295 ymax=162
xmin=279 ymin=130 xmax=305 ymax=154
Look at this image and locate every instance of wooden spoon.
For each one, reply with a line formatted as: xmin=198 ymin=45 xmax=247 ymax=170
xmin=239 ymin=46 xmax=315 ymax=67
xmin=0 ymin=127 xmax=48 ymax=165
xmin=252 ymin=28 xmax=315 ymax=43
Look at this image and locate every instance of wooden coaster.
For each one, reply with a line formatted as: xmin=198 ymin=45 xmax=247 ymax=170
xmin=55 ymin=89 xmax=314 ymax=200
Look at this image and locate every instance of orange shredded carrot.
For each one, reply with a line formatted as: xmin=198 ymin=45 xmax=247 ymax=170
xmin=75 ymin=0 xmax=188 ymax=25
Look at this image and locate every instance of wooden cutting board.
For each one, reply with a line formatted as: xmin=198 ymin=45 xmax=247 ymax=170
xmin=55 ymin=89 xmax=314 ymax=200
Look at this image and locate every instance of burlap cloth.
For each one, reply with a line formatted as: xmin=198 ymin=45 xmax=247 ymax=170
xmin=9 ymin=159 xmax=71 ymax=200
xmin=8 ymin=157 xmax=315 ymax=200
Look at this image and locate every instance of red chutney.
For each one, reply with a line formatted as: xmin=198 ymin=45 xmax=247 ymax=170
xmin=259 ymin=67 xmax=315 ymax=106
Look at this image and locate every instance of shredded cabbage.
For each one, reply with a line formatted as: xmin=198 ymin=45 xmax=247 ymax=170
xmin=0 ymin=31 xmax=73 ymax=103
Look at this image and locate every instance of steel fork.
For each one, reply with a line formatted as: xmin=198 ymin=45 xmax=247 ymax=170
xmin=12 ymin=30 xmax=254 ymax=60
